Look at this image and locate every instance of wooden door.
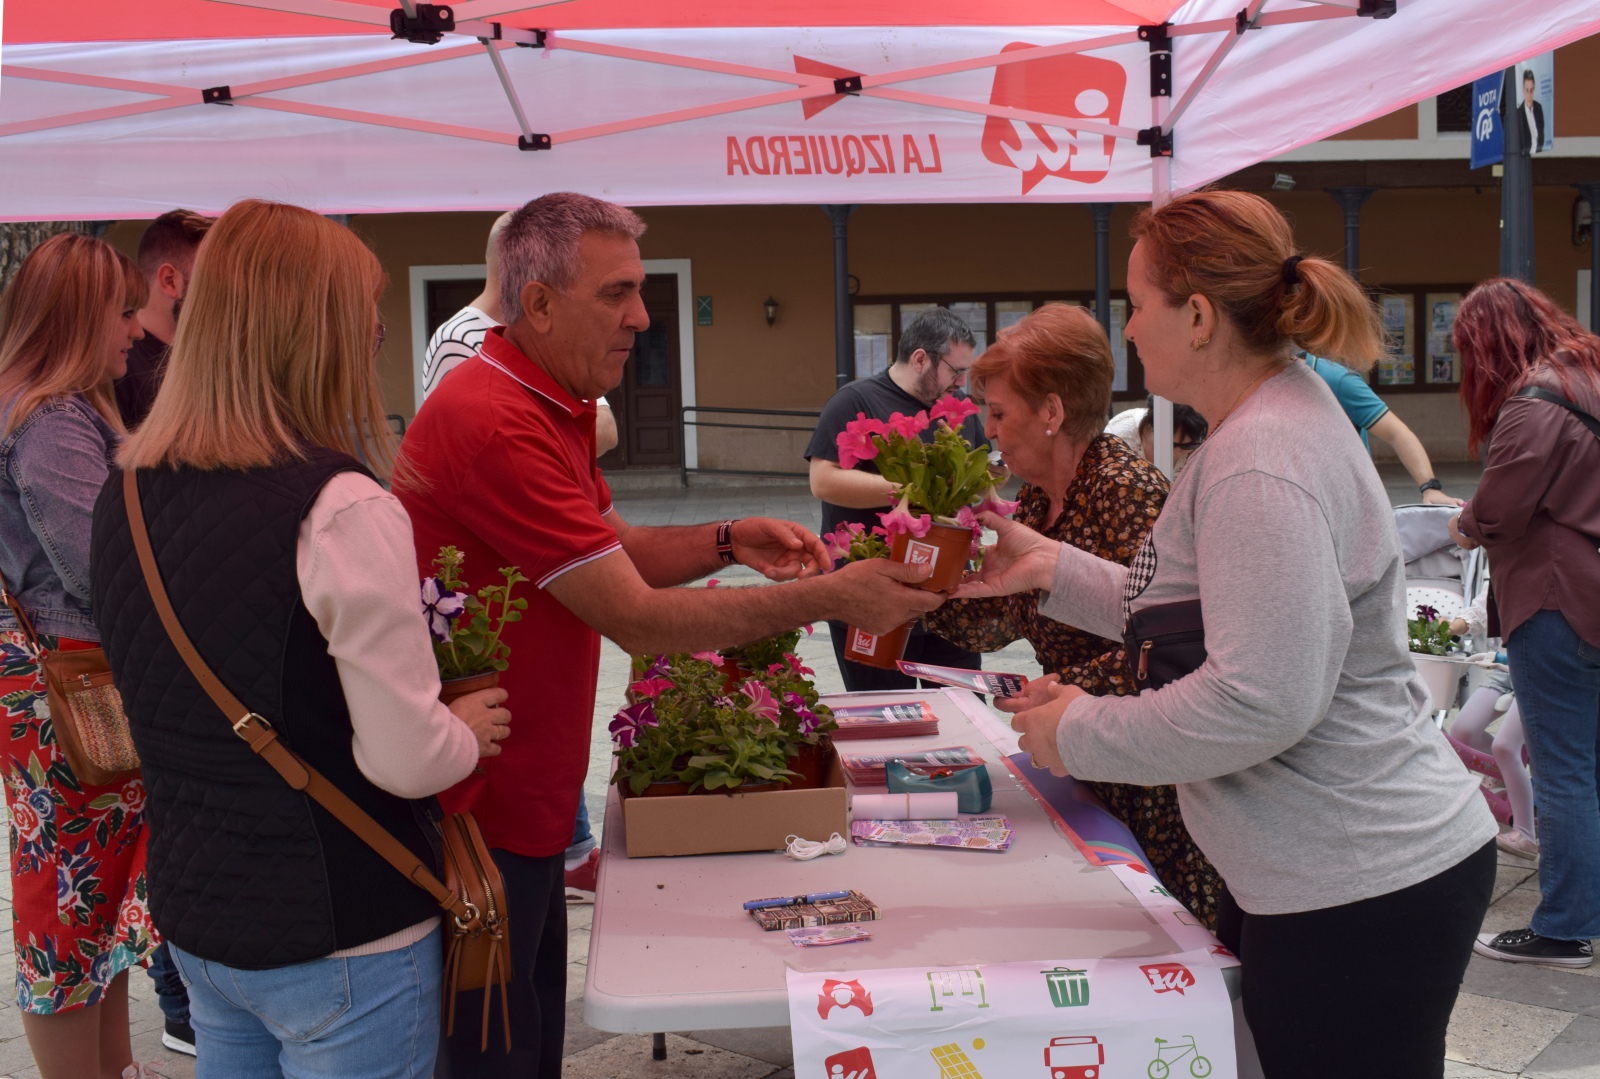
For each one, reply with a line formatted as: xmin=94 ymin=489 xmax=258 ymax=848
xmin=599 ymin=274 xmax=681 ymax=470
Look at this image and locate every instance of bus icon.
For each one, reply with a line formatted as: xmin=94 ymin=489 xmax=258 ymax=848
xmin=1045 ymin=1035 xmax=1104 ymax=1079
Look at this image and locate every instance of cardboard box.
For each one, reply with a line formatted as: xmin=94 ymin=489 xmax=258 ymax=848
xmin=619 ymin=751 xmax=847 ymax=858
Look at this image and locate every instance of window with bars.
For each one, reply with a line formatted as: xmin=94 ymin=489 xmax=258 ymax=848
xmin=852 ymin=293 xmax=1145 ymax=400
xmin=1436 ymin=84 xmax=1473 ymax=133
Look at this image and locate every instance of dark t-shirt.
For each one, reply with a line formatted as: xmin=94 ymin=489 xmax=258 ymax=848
xmin=804 ymin=368 xmax=988 ymax=536
xmin=115 ymin=332 xmax=168 ymax=429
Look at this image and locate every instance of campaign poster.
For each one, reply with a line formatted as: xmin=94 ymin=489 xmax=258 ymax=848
xmin=1512 ymin=53 xmax=1554 ymax=154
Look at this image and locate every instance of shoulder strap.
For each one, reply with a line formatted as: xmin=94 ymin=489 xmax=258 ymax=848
xmin=0 ymin=566 xmax=42 ymax=654
xmin=121 ymin=469 xmax=463 ymax=916
xmin=1515 ymin=385 xmax=1600 ymax=442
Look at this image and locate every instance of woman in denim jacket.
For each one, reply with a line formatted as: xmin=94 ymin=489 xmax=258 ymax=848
xmin=0 ymin=233 xmax=159 ymax=1079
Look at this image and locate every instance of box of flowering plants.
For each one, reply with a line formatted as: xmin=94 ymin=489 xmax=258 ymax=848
xmin=610 ymin=643 xmax=846 ymax=857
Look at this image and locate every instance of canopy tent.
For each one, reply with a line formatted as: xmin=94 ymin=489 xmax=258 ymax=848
xmin=3 ymin=0 xmax=1597 ymax=220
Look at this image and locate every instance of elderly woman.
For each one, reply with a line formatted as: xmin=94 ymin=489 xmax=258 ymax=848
xmin=926 ymin=303 xmax=1222 ymax=930
xmin=958 ymin=190 xmax=1496 ymax=1079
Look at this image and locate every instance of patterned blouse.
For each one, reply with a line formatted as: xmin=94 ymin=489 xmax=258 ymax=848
xmin=927 ymin=433 xmax=1168 ymax=691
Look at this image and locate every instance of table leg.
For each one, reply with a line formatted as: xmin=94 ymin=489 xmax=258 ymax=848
xmin=652 ymin=1032 xmax=666 ymax=1060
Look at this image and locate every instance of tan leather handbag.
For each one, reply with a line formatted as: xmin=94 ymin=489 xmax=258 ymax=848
xmin=0 ymin=569 xmax=139 ymax=787
xmin=123 ymin=470 xmax=512 ymax=1051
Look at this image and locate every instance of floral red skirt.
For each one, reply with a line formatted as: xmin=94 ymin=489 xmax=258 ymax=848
xmin=1 ymin=630 xmax=156 ymax=1014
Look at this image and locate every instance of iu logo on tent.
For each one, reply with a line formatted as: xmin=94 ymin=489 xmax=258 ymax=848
xmin=980 ymin=44 xmax=1127 ymax=194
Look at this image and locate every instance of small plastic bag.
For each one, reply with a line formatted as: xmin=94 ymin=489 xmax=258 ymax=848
xmin=886 ymin=761 xmax=993 ymax=814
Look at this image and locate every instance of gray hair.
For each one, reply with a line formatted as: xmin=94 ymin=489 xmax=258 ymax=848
xmin=497 ymin=193 xmax=647 ymax=323
xmin=896 ymin=306 xmax=976 ymax=365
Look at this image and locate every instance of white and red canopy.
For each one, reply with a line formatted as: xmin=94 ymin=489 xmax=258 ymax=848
xmin=2 ymin=0 xmax=1596 ymax=219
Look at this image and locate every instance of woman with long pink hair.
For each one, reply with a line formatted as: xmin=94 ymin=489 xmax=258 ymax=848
xmin=1450 ymin=278 xmax=1600 ymax=970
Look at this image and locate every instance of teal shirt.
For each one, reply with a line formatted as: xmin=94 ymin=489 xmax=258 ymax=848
xmin=1305 ymin=355 xmax=1389 ymax=449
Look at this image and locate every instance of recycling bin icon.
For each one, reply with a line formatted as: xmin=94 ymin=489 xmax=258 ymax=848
xmin=1043 ymin=967 xmax=1090 ymax=1008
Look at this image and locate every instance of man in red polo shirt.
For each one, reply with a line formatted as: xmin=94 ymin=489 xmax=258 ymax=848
xmin=398 ymin=193 xmax=941 ymax=1078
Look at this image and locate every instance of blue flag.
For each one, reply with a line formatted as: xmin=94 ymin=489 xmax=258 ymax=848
xmin=1470 ymin=72 xmax=1503 ymax=169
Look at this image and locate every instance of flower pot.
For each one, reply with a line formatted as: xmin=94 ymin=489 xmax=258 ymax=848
xmin=439 ymin=670 xmax=499 ymax=705
xmin=890 ymin=521 xmax=973 ymax=593
xmin=1411 ymin=652 xmax=1471 ymax=712
xmin=842 ymin=622 xmax=913 ymax=670
xmin=787 ymin=735 xmax=835 ymax=790
xmin=716 ymin=657 xmax=753 ymax=696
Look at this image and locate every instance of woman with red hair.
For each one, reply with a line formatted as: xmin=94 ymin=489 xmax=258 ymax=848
xmin=1450 ymin=278 xmax=1600 ymax=969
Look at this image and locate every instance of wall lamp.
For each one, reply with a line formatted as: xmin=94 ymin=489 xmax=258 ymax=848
xmin=764 ymin=296 xmax=779 ymax=327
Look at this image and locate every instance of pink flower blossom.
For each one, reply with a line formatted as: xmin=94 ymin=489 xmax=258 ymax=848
xmin=886 ymin=410 xmax=930 ymax=440
xmin=845 ymin=522 xmax=865 ymax=535
xmin=783 ymin=653 xmax=816 ymax=676
xmin=878 ymin=494 xmax=933 ymax=538
xmin=822 ymin=525 xmax=854 ymax=566
xmin=628 ymin=678 xmax=674 ymax=699
xmin=739 ymin=679 xmax=781 ymax=724
xmin=690 ymin=651 xmax=722 ymax=664
xmin=803 ymin=624 xmax=814 ymax=636
xmin=956 ymin=505 xmax=985 ymax=559
xmin=706 ymin=578 xmax=721 ymax=588
xmin=609 ymin=700 xmax=658 ymax=747
xmin=931 ymin=394 xmax=981 ymax=427
xmin=976 ymin=484 xmax=1021 ymax=518
xmin=785 ymin=692 xmax=821 ymax=735
xmin=836 ymin=414 xmax=888 ymax=470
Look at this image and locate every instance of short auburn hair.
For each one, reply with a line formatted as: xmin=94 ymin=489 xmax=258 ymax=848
xmin=1132 ymin=188 xmax=1383 ymax=370
xmin=969 ymin=303 xmax=1112 ymax=441
xmin=136 ymin=209 xmax=213 ymax=281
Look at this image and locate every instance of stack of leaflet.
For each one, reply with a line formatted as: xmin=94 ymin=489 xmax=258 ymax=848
xmin=838 ymin=746 xmax=985 ymax=787
xmin=828 ymin=701 xmax=940 ymax=740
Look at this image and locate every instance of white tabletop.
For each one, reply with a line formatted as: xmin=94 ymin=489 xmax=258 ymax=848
xmin=584 ymin=688 xmax=1194 ymax=1033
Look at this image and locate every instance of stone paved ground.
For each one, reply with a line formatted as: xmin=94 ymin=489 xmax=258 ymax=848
xmin=5 ymin=461 xmax=1596 ymax=1078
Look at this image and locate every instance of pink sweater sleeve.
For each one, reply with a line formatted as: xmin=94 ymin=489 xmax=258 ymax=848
xmin=296 ymin=471 xmax=480 ymax=799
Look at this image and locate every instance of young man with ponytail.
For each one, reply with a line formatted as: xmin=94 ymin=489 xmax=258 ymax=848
xmin=953 ymin=189 xmax=1496 ymax=1079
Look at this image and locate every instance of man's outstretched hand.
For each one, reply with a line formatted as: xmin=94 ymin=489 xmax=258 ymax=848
xmin=950 ymin=512 xmax=1062 ymax=600
xmin=731 ymin=518 xmax=833 ymax=580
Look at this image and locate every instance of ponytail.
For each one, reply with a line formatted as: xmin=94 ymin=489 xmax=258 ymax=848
xmin=1133 ymin=189 xmax=1383 ymax=370
xmin=1277 ymin=255 xmax=1383 ymax=372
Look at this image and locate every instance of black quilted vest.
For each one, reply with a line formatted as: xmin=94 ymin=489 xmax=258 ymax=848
xmin=90 ymin=450 xmax=441 ymax=969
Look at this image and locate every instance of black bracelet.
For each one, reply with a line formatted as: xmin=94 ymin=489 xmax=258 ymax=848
xmin=1419 ymin=478 xmax=1443 ymax=494
xmin=716 ymin=520 xmax=739 ymax=564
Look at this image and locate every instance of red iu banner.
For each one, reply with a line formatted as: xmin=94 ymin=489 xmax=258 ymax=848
xmin=980 ymin=43 xmax=1127 ymax=194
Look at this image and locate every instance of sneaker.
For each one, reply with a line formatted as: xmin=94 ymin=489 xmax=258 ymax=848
xmin=1495 ymin=829 xmax=1540 ymax=863
xmin=1475 ymin=928 xmax=1594 ymax=968
xmin=564 ymin=848 xmax=599 ymax=903
xmin=161 ymin=1018 xmax=197 ymax=1057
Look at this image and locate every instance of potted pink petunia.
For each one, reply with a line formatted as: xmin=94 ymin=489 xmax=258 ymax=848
xmin=835 ymin=393 xmax=1018 ymax=594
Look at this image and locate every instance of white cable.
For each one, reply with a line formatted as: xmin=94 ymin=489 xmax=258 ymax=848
xmin=785 ymin=833 xmax=847 ymax=861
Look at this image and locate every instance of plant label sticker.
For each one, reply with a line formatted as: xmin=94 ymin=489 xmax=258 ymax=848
xmin=905 ymin=540 xmax=939 ymax=571
xmin=851 ymin=628 xmax=878 ymax=656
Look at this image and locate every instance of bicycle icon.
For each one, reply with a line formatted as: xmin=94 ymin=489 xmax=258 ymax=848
xmin=1147 ymin=1035 xmax=1211 ymax=1078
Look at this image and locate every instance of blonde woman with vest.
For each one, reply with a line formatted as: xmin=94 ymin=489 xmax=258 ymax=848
xmin=91 ymin=200 xmax=511 ymax=1079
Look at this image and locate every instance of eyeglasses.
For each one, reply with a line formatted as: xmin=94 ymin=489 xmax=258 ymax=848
xmin=931 ymin=352 xmax=971 ymax=379
xmin=373 ymin=322 xmax=387 ymax=356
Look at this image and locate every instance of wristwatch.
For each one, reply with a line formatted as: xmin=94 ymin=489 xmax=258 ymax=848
xmin=1418 ymin=478 xmax=1443 ymax=495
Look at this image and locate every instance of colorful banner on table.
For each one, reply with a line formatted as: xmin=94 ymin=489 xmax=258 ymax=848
xmin=788 ymin=948 xmax=1236 ymax=1079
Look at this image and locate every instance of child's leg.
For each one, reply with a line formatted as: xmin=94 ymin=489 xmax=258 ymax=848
xmin=1493 ymin=702 xmax=1536 ymax=838
xmin=1452 ymin=686 xmax=1504 ymax=754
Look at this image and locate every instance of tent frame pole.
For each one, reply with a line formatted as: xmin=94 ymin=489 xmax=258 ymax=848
xmin=480 ymin=36 xmax=535 ymax=143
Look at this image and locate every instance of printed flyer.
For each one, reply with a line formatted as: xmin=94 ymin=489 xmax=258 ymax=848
xmin=788 ymin=948 xmax=1236 ymax=1079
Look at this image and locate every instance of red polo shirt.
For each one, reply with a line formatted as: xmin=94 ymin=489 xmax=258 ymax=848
xmin=397 ymin=328 xmax=619 ymax=857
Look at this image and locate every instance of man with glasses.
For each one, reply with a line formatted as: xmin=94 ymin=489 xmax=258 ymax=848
xmin=806 ymin=306 xmax=989 ymax=690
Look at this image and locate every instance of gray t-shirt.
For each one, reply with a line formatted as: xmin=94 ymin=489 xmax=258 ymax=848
xmin=1039 ymin=360 xmax=1495 ymax=915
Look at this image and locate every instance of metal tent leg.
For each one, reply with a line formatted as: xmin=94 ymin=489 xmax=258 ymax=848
xmin=652 ymin=1032 xmax=667 ymax=1060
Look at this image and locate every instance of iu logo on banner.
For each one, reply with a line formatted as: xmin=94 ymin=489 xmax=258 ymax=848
xmin=980 ymin=43 xmax=1127 ymax=193
xmin=1140 ymin=963 xmax=1197 ymax=996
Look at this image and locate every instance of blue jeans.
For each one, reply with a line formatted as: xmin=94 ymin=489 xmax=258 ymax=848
xmin=169 ymin=927 xmax=442 ymax=1079
xmin=147 ymin=943 xmax=189 ymax=1024
xmin=1507 ymin=608 xmax=1600 ymax=941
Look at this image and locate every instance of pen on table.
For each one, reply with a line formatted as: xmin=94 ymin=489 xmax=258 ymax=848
xmin=743 ymin=891 xmax=851 ymax=910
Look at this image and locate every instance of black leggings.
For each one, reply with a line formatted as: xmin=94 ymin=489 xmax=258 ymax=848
xmin=1217 ymin=840 xmax=1494 ymax=1079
